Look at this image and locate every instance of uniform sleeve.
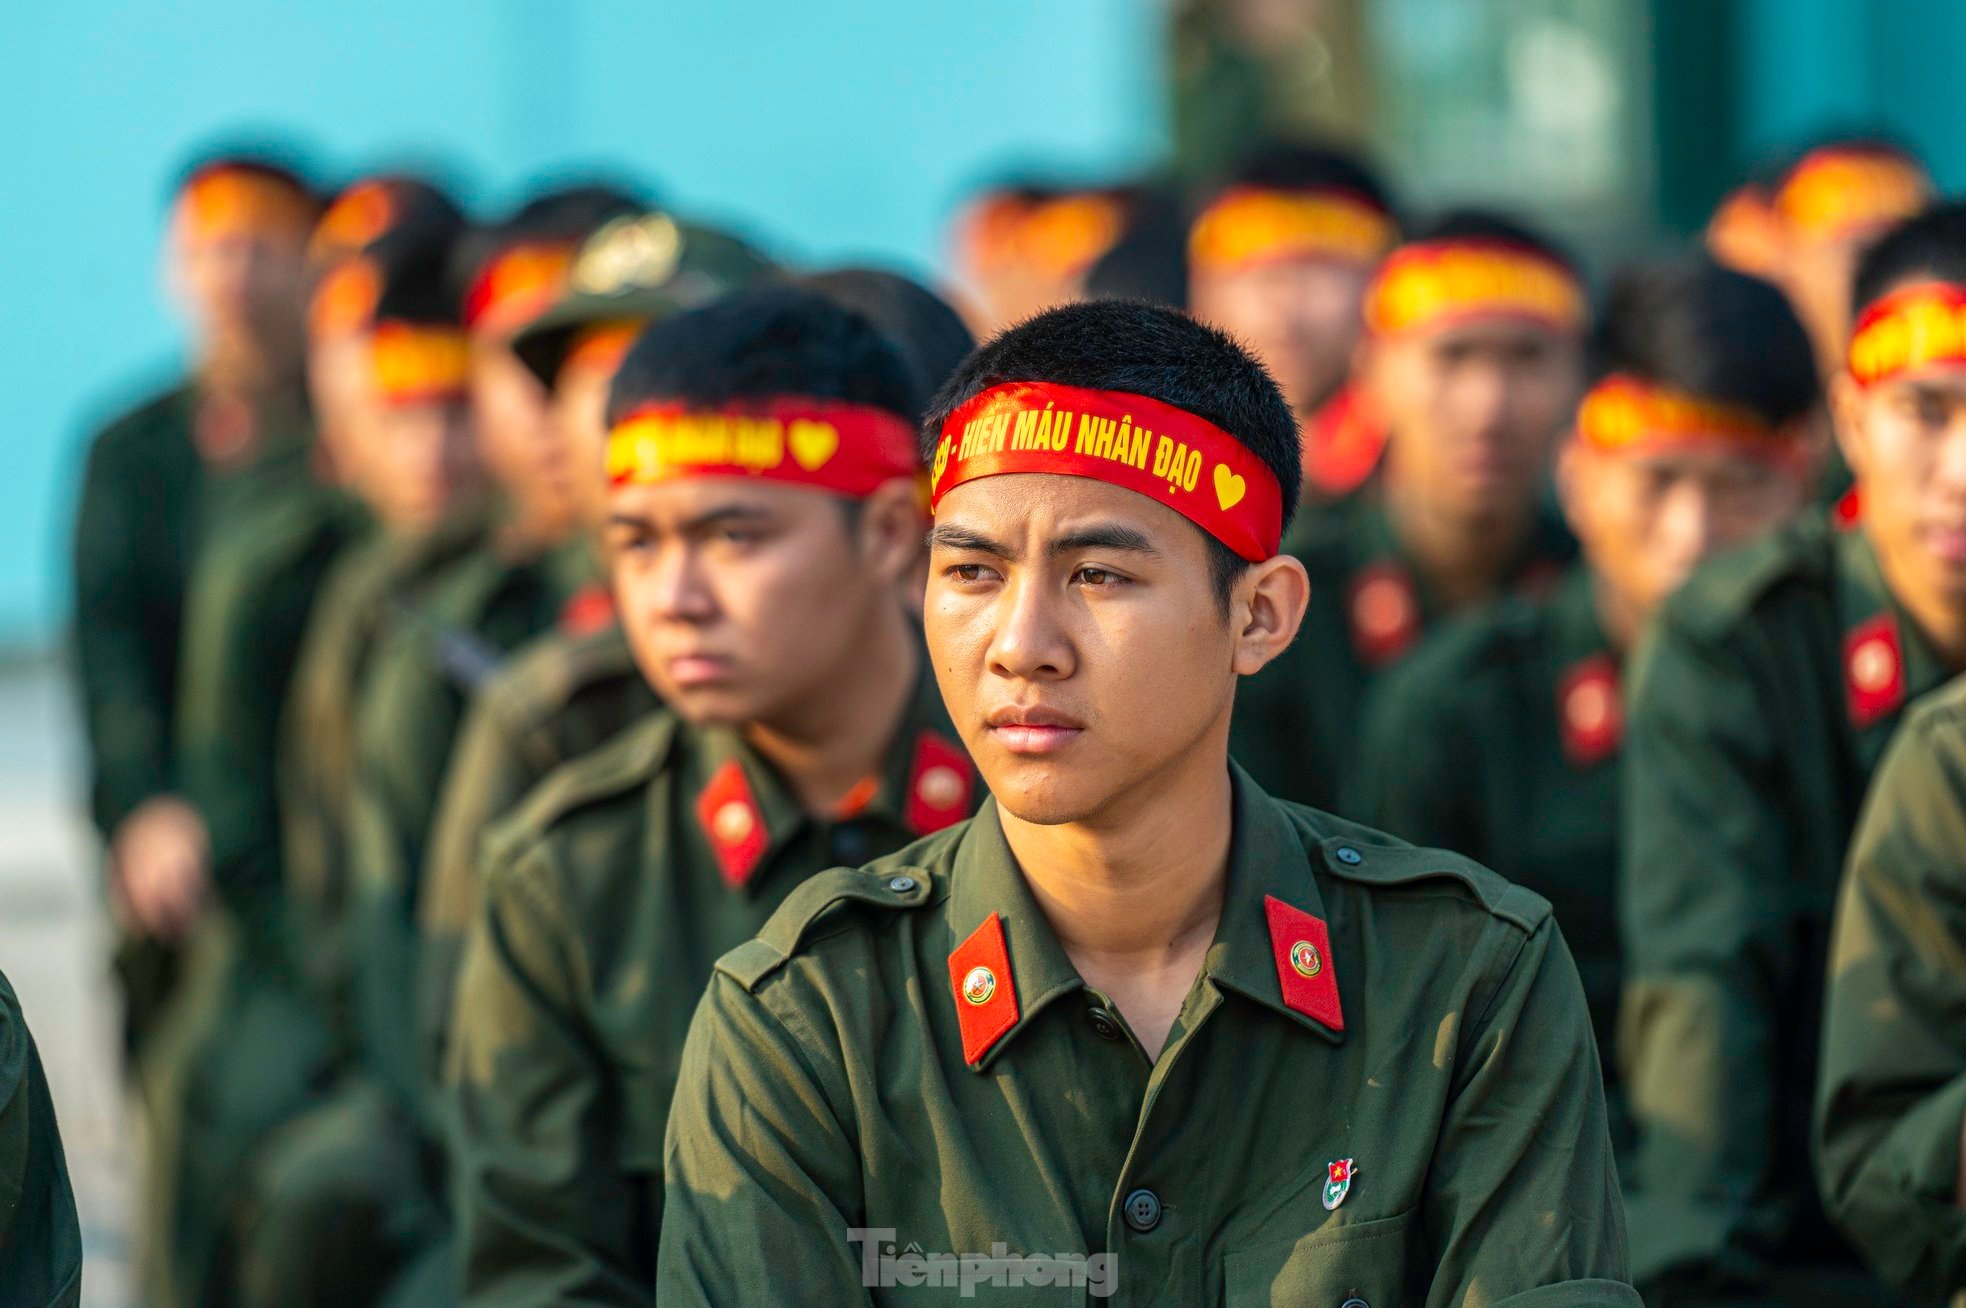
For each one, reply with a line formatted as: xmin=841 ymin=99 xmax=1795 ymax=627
xmin=448 ymin=845 xmax=651 ymax=1307
xmin=1616 ymin=615 xmax=1790 ymax=1293
xmin=1348 ymin=644 xmax=1479 ymax=851
xmin=1424 ymin=915 xmax=1639 ymax=1306
xmin=1816 ymin=706 xmax=1966 ymax=1299
xmin=0 ymin=977 xmax=84 ymax=1308
xmin=70 ymin=422 xmax=172 ymax=836
xmin=658 ymin=971 xmax=874 ymax=1307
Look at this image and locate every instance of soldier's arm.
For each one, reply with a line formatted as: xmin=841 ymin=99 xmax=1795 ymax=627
xmin=448 ymin=844 xmax=650 ymax=1307
xmin=0 ymin=974 xmax=83 ymax=1308
xmin=1424 ymin=914 xmax=1640 ymax=1306
xmin=1616 ymin=616 xmax=1790 ymax=1293
xmin=658 ymin=970 xmax=873 ymax=1306
xmin=1817 ymin=703 xmax=1966 ymax=1299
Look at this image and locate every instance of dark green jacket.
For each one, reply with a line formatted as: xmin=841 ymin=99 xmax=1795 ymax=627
xmin=449 ymin=668 xmax=977 ymax=1306
xmin=1818 ymin=673 xmax=1966 ymax=1301
xmin=660 ymin=768 xmax=1636 ymax=1307
xmin=0 ymin=971 xmax=82 ymax=1308
xmin=1620 ymin=512 xmax=1953 ymax=1300
xmin=1231 ymin=499 xmax=1573 ymax=810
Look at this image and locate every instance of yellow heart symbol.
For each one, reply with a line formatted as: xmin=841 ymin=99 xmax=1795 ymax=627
xmin=788 ymin=420 xmax=840 ymax=471
xmin=1213 ymin=463 xmax=1246 ymax=510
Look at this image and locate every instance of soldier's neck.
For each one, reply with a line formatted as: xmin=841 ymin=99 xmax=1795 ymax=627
xmin=1383 ymin=479 xmax=1531 ymax=610
xmin=1873 ymin=536 xmax=1966 ymax=671
xmin=196 ymin=330 xmax=302 ymax=400
xmin=742 ymin=608 xmax=921 ymax=816
xmin=1003 ymin=736 xmax=1236 ymax=1059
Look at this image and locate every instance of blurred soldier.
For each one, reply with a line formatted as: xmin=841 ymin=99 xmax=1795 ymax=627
xmin=1704 ymin=181 xmax=1783 ymax=283
xmin=1351 ymin=259 xmax=1816 ymax=1150
xmin=1187 ymin=141 xmax=1398 ymax=508
xmin=70 ymin=151 xmax=319 ymax=1061
xmin=1619 ymin=204 xmax=1966 ymax=1303
xmin=945 ymin=180 xmax=1130 ymax=335
xmin=1230 ymin=211 xmax=1586 ymax=809
xmin=1818 ymin=672 xmax=1966 ymax=1302
xmin=659 ymin=299 xmax=1635 ymax=1306
xmin=161 ymin=199 xmax=478 ymax=1308
xmin=448 ymin=286 xmax=980 ymax=1303
xmin=0 ymin=970 xmax=83 ymax=1308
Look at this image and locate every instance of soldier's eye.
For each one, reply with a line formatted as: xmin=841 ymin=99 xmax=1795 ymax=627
xmin=945 ymin=563 xmax=992 ymax=584
xmin=1073 ymin=566 xmax=1123 ymax=588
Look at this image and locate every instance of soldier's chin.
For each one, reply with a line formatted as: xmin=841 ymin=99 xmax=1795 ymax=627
xmin=662 ymin=683 xmax=759 ymax=728
xmin=986 ymin=765 xmax=1108 ymax=827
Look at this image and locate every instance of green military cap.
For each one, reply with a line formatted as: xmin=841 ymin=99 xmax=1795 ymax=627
xmin=511 ymin=210 xmax=775 ymax=385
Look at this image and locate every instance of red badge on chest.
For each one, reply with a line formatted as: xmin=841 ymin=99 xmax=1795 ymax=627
xmin=1844 ymin=613 xmax=1906 ymax=730
xmin=1557 ymin=655 xmax=1622 ymax=768
xmin=1348 ymin=563 xmax=1420 ymax=667
xmin=905 ymin=731 xmax=974 ymax=836
xmin=1263 ymin=895 xmax=1344 ymax=1031
xmin=948 ymin=912 xmax=1019 ymax=1065
xmin=695 ymin=760 xmax=768 ymax=887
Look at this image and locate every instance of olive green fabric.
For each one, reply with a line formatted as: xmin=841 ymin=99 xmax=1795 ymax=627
xmin=449 ymin=665 xmax=976 ymax=1305
xmin=415 ymin=619 xmax=659 ymax=1121
xmin=1230 ymin=497 xmax=1574 ymax=810
xmin=1351 ymin=565 xmax=1625 ymax=1111
xmin=0 ymin=970 xmax=83 ymax=1308
xmin=345 ymin=533 xmax=603 ymax=1142
xmin=1620 ymin=512 xmax=1952 ymax=1302
xmin=660 ymin=768 xmax=1636 ymax=1306
xmin=1818 ymin=673 xmax=1966 ymax=1301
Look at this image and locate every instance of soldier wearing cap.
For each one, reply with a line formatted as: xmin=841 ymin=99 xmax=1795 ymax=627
xmin=447 ymin=284 xmax=982 ymax=1303
xmin=0 ymin=970 xmax=83 ymax=1308
xmin=1351 ymin=259 xmax=1816 ymax=1155
xmin=1230 ymin=210 xmax=1585 ymax=810
xmin=1618 ymin=204 xmax=1966 ymax=1303
xmin=1187 ymin=141 xmax=1398 ymax=510
xmin=70 ymin=149 xmax=320 ymax=1065
xmin=658 ymin=299 xmax=1634 ymax=1306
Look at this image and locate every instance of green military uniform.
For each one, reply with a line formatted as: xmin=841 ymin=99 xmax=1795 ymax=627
xmin=162 ymin=467 xmax=369 ymax=1304
xmin=1351 ymin=565 xmax=1626 ymax=1130
xmin=0 ymin=970 xmax=83 ymax=1308
xmin=1817 ymin=673 xmax=1966 ymax=1301
xmin=450 ymin=665 xmax=977 ymax=1303
xmin=1620 ymin=510 xmax=1952 ymax=1302
xmin=659 ymin=766 xmax=1637 ymax=1306
xmin=1230 ymin=497 xmax=1573 ymax=810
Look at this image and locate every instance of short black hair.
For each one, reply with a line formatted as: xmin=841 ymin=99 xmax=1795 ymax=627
xmin=1410 ymin=208 xmax=1578 ymax=275
xmin=1208 ymin=141 xmax=1393 ymax=216
xmin=365 ymin=202 xmax=472 ymax=326
xmin=1596 ymin=258 xmax=1817 ymax=426
xmin=924 ymin=299 xmax=1300 ymax=607
xmin=607 ymin=284 xmax=925 ymax=429
xmin=797 ymin=268 xmax=976 ymax=397
xmin=1851 ymin=202 xmax=1966 ymax=320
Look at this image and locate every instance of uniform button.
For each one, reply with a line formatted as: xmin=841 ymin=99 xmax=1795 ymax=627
xmin=1334 ymin=845 xmax=1363 ymax=865
xmin=887 ymin=875 xmax=917 ymax=893
xmin=1086 ymin=1007 xmax=1121 ymax=1041
xmin=1339 ymin=1299 xmax=1369 ymax=1308
xmin=1122 ymin=1187 xmax=1161 ymax=1233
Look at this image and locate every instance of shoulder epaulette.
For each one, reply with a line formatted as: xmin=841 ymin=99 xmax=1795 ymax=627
xmin=488 ymin=711 xmax=679 ymax=859
xmin=1666 ymin=514 xmax=1833 ymax=641
xmin=717 ymin=860 xmax=942 ymax=993
xmin=1292 ymin=809 xmax=1550 ymax=936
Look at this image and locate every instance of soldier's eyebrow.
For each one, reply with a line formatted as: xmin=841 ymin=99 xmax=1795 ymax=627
xmin=1048 ymin=523 xmax=1159 ymax=558
xmin=927 ymin=524 xmax=1014 ymax=558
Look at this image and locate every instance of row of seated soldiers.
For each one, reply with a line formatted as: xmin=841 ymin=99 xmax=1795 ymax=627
xmin=42 ymin=130 xmax=1966 ymax=1303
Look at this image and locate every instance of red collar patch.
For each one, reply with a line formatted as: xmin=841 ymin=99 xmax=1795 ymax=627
xmin=905 ymin=730 xmax=974 ymax=836
xmin=1263 ymin=895 xmax=1344 ymax=1031
xmin=948 ymin=912 xmax=1019 ymax=1065
xmin=695 ymin=759 xmax=769 ymax=887
xmin=558 ymin=583 xmax=616 ymax=638
xmin=1557 ymin=654 xmax=1622 ymax=767
xmin=1348 ymin=562 xmax=1421 ymax=667
xmin=1831 ymin=486 xmax=1863 ymax=531
xmin=1845 ymin=612 xmax=1906 ymax=730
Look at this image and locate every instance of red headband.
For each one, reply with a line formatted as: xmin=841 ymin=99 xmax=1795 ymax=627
xmin=1189 ymin=186 xmax=1395 ymax=273
xmin=606 ymin=397 xmax=919 ymax=497
xmin=465 ymin=242 xmax=574 ymax=336
xmin=1365 ymin=239 xmax=1585 ymax=338
xmin=1848 ymin=281 xmax=1966 ymax=387
xmin=1777 ymin=147 xmax=1929 ymax=243
xmin=371 ymin=321 xmax=469 ymax=406
xmin=1576 ymin=374 xmax=1800 ymax=461
xmin=930 ymin=381 xmax=1284 ymax=562
xmin=176 ymin=166 xmax=315 ymax=247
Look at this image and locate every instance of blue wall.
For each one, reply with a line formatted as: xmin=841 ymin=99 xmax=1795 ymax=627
xmin=3 ymin=0 xmax=1164 ymax=646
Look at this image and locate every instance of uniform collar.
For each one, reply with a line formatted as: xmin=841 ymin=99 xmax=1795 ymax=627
xmin=946 ymin=764 xmax=1345 ymax=1072
xmin=1836 ymin=525 xmax=1954 ymax=730
xmin=684 ymin=654 xmax=975 ymax=891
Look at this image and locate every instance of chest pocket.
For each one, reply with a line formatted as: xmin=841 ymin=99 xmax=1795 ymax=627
xmin=1223 ymin=1208 xmax=1419 ymax=1308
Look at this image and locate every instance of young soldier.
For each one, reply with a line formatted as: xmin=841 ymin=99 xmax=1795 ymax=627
xmin=659 ymin=299 xmax=1634 ymax=1306
xmin=1351 ymin=259 xmax=1816 ymax=1145
xmin=1231 ymin=211 xmax=1585 ymax=809
xmin=448 ymin=285 xmax=982 ymax=1303
xmin=1817 ymin=672 xmax=1966 ymax=1301
xmin=1186 ymin=142 xmax=1398 ymax=506
xmin=946 ymin=181 xmax=1130 ymax=335
xmin=71 ymin=151 xmax=319 ymax=1058
xmin=0 ymin=970 xmax=83 ymax=1308
xmin=1620 ymin=204 xmax=1966 ymax=1303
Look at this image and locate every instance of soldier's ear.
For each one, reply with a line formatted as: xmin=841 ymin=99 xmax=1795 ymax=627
xmin=856 ymin=478 xmax=930 ymax=587
xmin=1828 ymin=372 xmax=1869 ymax=481
xmin=1232 ymin=554 xmax=1310 ymax=678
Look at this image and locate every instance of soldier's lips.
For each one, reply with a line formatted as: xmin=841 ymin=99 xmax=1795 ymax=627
xmin=1921 ymin=522 xmax=1966 ymax=564
xmin=664 ymin=654 xmax=734 ymax=687
xmin=984 ymin=707 xmax=1085 ymax=755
